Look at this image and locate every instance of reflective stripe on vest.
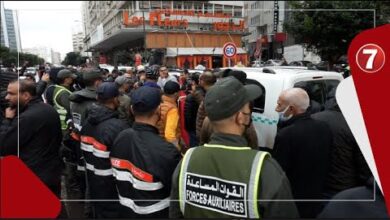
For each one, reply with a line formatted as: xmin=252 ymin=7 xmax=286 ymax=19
xmin=118 ymin=194 xmax=170 ymax=215
xmin=111 ymin=157 xmax=154 ymax=183
xmin=80 ymin=136 xmax=110 ymax=158
xmin=178 ymin=146 xmax=269 ymax=218
xmin=112 ymin=168 xmax=163 ymax=191
xmin=53 ymin=85 xmax=71 ymax=130
xmin=85 ymin=161 xmax=113 ymax=176
xmin=179 ymin=147 xmax=196 ymax=214
xmin=77 ymin=164 xmax=86 ymax=172
xmin=248 ymin=150 xmax=269 ymax=218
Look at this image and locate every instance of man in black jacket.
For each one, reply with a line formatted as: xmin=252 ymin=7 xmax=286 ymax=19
xmin=318 ymin=177 xmax=388 ymax=219
xmin=273 ymin=88 xmax=333 ymax=218
xmin=0 ymin=79 xmax=62 ymax=197
xmin=111 ymin=86 xmax=181 ymax=218
xmin=79 ymin=82 xmax=130 ymax=218
xmin=184 ymin=73 xmax=204 ymax=148
xmin=65 ymin=67 xmax=103 ymax=218
xmin=0 ymin=70 xmax=18 ymax=119
xmin=312 ymin=88 xmax=371 ymax=198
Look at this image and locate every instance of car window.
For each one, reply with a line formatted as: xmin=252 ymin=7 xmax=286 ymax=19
xmin=294 ymin=81 xmax=326 ymax=109
xmin=245 ymin=79 xmax=265 ymax=113
xmin=324 ymin=80 xmax=340 ymax=99
xmin=294 ymin=79 xmax=340 ymax=111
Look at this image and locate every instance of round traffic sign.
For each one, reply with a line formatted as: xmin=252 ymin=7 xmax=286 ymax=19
xmin=223 ymin=42 xmax=237 ymax=58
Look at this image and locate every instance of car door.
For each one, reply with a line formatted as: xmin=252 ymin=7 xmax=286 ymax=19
xmin=293 ymin=78 xmax=341 ymax=113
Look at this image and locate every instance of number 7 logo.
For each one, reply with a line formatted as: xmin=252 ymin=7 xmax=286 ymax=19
xmin=362 ymin=49 xmax=377 ymax=69
xmin=356 ymin=44 xmax=385 ymax=73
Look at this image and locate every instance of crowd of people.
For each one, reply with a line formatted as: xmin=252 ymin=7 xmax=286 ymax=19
xmin=0 ymin=60 xmax=386 ymax=219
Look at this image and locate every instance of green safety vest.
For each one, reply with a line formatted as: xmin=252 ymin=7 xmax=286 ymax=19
xmin=53 ymin=85 xmax=72 ymax=131
xmin=178 ymin=144 xmax=269 ymax=218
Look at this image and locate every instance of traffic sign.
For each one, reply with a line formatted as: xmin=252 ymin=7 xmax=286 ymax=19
xmin=223 ymin=42 xmax=237 ymax=58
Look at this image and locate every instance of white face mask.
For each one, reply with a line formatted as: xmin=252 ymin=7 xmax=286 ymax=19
xmin=279 ymin=105 xmax=293 ymax=122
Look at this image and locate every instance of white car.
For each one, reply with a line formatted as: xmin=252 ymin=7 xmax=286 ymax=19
xmin=25 ymin=67 xmax=37 ymax=75
xmin=222 ymin=66 xmax=344 ymax=148
xmin=99 ymin=64 xmax=115 ymax=73
xmin=264 ymin=59 xmax=283 ymax=66
xmin=168 ymin=69 xmax=204 ymax=78
xmin=251 ymin=60 xmax=264 ymax=67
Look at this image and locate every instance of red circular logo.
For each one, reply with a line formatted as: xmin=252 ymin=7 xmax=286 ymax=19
xmin=356 ymin=44 xmax=385 ymax=73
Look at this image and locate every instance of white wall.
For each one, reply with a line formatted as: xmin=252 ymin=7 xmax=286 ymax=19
xmin=284 ymin=44 xmax=321 ymax=63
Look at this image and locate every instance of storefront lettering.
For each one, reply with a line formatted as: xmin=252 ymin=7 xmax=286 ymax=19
xmin=123 ymin=11 xmax=244 ymax=31
xmin=154 ymin=9 xmax=231 ymax=18
xmin=213 ymin=20 xmax=245 ymax=32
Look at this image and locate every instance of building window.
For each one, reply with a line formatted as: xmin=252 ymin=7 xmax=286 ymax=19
xmin=173 ymin=1 xmax=182 ymax=10
xmin=204 ymin=3 xmax=213 ymax=14
xmin=150 ymin=1 xmax=161 ymax=10
xmin=162 ymin=1 xmax=171 ymax=9
xmin=223 ymin=5 xmax=232 ymax=16
xmin=194 ymin=2 xmax=203 ymax=14
xmin=140 ymin=1 xmax=150 ymax=10
xmin=233 ymin=6 xmax=242 ymax=17
xmin=183 ymin=1 xmax=193 ymax=10
xmin=214 ymin=4 xmax=222 ymax=14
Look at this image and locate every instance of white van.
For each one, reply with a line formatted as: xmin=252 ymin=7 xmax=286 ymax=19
xmin=221 ymin=66 xmax=343 ymax=149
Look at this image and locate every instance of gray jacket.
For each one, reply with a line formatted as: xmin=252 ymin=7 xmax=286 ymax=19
xmin=69 ymin=86 xmax=97 ymax=132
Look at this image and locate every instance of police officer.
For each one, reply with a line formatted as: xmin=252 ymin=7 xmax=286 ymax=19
xmin=52 ymin=69 xmax=77 ymax=132
xmin=170 ymin=76 xmax=299 ymax=218
xmin=79 ymin=82 xmax=130 ymax=218
xmin=66 ymin=68 xmax=103 ymax=218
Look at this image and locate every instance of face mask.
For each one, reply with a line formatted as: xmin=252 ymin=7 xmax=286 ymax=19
xmin=279 ymin=105 xmax=293 ymax=122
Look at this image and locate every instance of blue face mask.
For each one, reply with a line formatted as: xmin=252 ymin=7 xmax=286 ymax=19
xmin=279 ymin=105 xmax=293 ymax=122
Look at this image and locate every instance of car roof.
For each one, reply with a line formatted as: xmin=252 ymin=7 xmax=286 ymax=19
xmin=221 ymin=66 xmax=342 ymax=80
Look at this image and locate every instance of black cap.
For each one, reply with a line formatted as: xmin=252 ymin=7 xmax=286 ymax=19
xmin=57 ymin=69 xmax=77 ymax=79
xmin=131 ymin=86 xmax=161 ymax=113
xmin=205 ymin=76 xmax=262 ymax=121
xmin=163 ymin=81 xmax=180 ymax=95
xmin=96 ymin=82 xmax=119 ymax=100
xmin=82 ymin=68 xmax=103 ymax=82
xmin=115 ymin=75 xmax=133 ymax=86
xmin=225 ymin=70 xmax=247 ymax=85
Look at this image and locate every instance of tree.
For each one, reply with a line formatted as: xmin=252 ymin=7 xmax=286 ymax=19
xmin=284 ymin=1 xmax=390 ymax=70
xmin=61 ymin=52 xmax=84 ymax=66
xmin=0 ymin=45 xmax=44 ymax=67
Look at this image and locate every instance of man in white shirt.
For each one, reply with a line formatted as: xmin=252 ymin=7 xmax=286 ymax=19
xmin=157 ymin=65 xmax=178 ymax=89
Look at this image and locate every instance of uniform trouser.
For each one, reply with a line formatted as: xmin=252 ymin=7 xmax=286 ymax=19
xmin=63 ymin=161 xmax=93 ymax=218
xmin=61 ymin=132 xmax=93 ymax=219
